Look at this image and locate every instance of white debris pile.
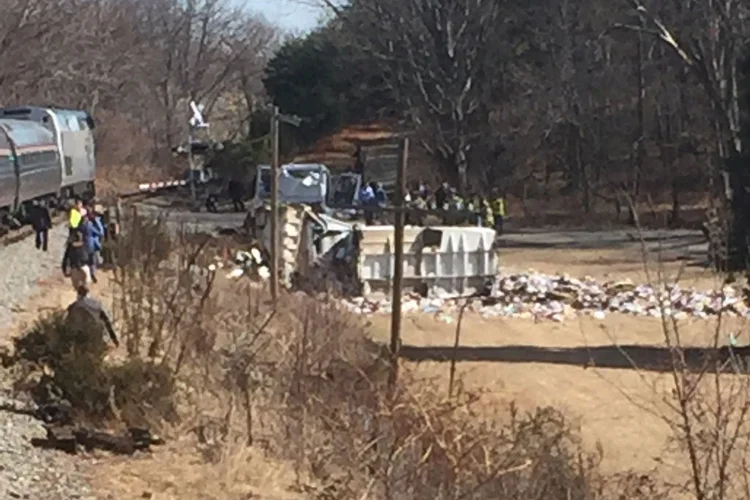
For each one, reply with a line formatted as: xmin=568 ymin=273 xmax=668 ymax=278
xmin=490 ymin=272 xmax=748 ymax=319
xmin=340 ymin=272 xmax=750 ymax=321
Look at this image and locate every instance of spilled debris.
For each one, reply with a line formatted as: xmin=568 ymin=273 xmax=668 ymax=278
xmin=340 ymin=272 xmax=750 ymax=322
xmin=214 ymin=246 xmax=748 ymax=321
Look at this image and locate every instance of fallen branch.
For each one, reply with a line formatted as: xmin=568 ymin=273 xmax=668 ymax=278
xmin=32 ymin=425 xmax=164 ymax=455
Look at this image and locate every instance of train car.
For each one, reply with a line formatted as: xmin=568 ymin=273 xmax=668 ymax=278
xmin=0 ymin=130 xmax=15 ymax=212
xmin=0 ymin=106 xmax=96 ymax=200
xmin=0 ymin=119 xmax=61 ymax=215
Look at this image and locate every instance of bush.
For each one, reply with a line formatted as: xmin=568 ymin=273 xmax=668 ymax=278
xmin=108 ymin=358 xmax=178 ymax=427
xmin=13 ymin=311 xmax=176 ymax=426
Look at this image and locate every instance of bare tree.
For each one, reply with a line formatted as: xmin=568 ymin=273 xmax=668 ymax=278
xmin=334 ymin=0 xmax=503 ymax=192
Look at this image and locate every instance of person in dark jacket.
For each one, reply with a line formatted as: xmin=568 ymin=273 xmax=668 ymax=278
xmin=435 ymin=182 xmax=450 ymax=210
xmin=28 ymin=200 xmax=52 ymax=252
xmin=62 ymin=231 xmax=91 ymax=290
xmin=66 ymin=284 xmax=119 ymax=347
xmin=374 ymin=183 xmax=387 ymax=208
xmin=228 ymin=179 xmax=245 ymax=212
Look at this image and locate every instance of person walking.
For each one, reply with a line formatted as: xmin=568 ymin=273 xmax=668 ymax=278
xmin=66 ymin=283 xmax=119 ymax=347
xmin=62 ymin=230 xmax=91 ymax=290
xmin=82 ymin=209 xmax=105 ymax=283
xmin=29 ymin=200 xmax=52 ymax=252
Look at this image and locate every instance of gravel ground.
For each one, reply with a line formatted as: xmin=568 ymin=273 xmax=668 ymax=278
xmin=0 ymin=225 xmax=95 ymax=499
xmin=0 ymin=224 xmax=69 ymax=331
xmin=0 ymin=394 xmax=94 ymax=500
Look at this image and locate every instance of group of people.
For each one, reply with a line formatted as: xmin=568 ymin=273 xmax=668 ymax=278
xmin=61 ymin=197 xmax=109 ymax=289
xmin=26 ymin=196 xmax=119 ymax=347
xmin=357 ymin=179 xmax=507 ymax=235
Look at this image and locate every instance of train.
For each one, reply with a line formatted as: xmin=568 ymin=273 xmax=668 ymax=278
xmin=0 ymin=106 xmax=96 ymax=223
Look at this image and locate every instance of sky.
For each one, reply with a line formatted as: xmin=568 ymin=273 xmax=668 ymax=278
xmin=241 ymin=0 xmax=325 ymax=33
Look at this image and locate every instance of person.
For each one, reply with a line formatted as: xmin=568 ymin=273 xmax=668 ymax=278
xmin=62 ymin=230 xmax=91 ymax=290
xmin=470 ymin=193 xmax=483 ymax=227
xmin=68 ymin=197 xmax=86 ymax=232
xmin=481 ymin=196 xmax=494 ymax=229
xmin=66 ymin=284 xmax=119 ymax=347
xmin=82 ymin=208 xmax=105 ymax=283
xmin=374 ymin=182 xmax=388 ymax=208
xmin=100 ymin=205 xmax=119 ymax=268
xmin=205 ymin=193 xmax=219 ymax=213
xmin=408 ymin=189 xmax=427 ymax=226
xmin=228 ymin=179 xmax=245 ymax=212
xmin=435 ymin=182 xmax=450 ymax=210
xmin=446 ymin=188 xmax=465 ymax=225
xmin=490 ymin=188 xmax=506 ymax=236
xmin=28 ymin=200 xmax=52 ymax=252
xmin=358 ymin=182 xmax=375 ymax=224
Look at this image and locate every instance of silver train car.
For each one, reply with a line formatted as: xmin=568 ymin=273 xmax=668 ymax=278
xmin=1 ymin=106 xmax=96 ymax=199
xmin=0 ymin=106 xmax=96 ymax=220
xmin=0 ymin=119 xmax=61 ymax=216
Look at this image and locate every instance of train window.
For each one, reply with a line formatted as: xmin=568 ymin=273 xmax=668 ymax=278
xmin=78 ymin=117 xmax=89 ymax=130
xmin=67 ymin=116 xmax=80 ymax=131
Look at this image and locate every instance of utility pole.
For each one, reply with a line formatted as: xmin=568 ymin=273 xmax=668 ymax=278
xmin=388 ymin=137 xmax=409 ymax=391
xmin=270 ymin=106 xmax=280 ymax=304
xmin=268 ymin=107 xmax=303 ymax=307
xmin=188 ymin=127 xmax=195 ymax=201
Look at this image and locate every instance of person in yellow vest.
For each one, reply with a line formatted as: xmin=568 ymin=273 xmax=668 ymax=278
xmin=68 ymin=197 xmax=85 ymax=230
xmin=490 ymin=188 xmax=506 ymax=236
xmin=481 ymin=196 xmax=495 ymax=229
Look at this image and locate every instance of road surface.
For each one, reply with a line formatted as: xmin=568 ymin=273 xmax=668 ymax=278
xmin=135 ymin=196 xmax=709 ymax=257
xmin=501 ymin=228 xmax=707 ymax=259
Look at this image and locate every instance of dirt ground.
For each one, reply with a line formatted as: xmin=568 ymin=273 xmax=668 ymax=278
xmin=3 ymin=241 xmax=747 ymax=497
xmin=366 ymin=244 xmax=748 ymax=488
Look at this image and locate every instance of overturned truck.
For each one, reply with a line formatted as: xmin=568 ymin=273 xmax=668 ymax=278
xmin=249 ymin=204 xmax=498 ymax=298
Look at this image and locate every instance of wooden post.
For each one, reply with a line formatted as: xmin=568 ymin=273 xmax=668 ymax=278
xmin=270 ymin=106 xmax=280 ymax=305
xmin=388 ymin=137 xmax=409 ymax=391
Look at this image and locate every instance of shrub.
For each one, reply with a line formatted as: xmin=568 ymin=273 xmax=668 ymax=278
xmin=13 ymin=311 xmax=176 ymax=426
xmin=108 ymin=358 xmax=178 ymax=427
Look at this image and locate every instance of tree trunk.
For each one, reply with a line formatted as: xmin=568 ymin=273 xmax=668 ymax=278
xmin=455 ymin=148 xmax=469 ymax=195
xmin=629 ymin=29 xmax=645 ymax=226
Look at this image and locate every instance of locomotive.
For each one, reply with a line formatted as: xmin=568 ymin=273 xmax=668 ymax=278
xmin=0 ymin=106 xmax=96 ymax=224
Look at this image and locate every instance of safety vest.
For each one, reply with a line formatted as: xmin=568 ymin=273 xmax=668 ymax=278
xmin=69 ymin=208 xmax=82 ymax=229
xmin=492 ymin=198 xmax=506 ymax=217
